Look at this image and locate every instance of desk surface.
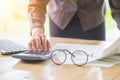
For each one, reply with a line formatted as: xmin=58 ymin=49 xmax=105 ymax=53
xmin=0 ymin=36 xmax=120 ymax=80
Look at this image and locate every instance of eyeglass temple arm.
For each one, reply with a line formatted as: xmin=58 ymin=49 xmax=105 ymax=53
xmin=63 ymin=50 xmax=75 ymax=57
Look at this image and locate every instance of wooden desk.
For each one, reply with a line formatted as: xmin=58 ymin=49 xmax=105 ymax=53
xmin=0 ymin=36 xmax=120 ymax=80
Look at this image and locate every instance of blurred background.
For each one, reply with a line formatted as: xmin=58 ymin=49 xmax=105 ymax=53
xmin=0 ymin=0 xmax=29 ymax=35
xmin=0 ymin=0 xmax=119 ymax=40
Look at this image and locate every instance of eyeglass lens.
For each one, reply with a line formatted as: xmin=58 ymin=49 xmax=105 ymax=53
xmin=71 ymin=50 xmax=88 ymax=66
xmin=51 ymin=49 xmax=67 ymax=65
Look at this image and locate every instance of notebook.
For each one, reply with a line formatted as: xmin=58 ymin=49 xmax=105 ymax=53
xmin=0 ymin=39 xmax=28 ymax=55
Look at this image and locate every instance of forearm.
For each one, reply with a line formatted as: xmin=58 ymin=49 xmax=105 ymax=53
xmin=109 ymin=0 xmax=120 ymax=29
xmin=28 ymin=0 xmax=49 ymax=36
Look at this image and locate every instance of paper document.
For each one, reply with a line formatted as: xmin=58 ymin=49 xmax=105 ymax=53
xmin=89 ymin=54 xmax=120 ymax=67
xmin=52 ymin=37 xmax=120 ymax=67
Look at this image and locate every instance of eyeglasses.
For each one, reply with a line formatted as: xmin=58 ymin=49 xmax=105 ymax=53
xmin=51 ymin=49 xmax=89 ymax=66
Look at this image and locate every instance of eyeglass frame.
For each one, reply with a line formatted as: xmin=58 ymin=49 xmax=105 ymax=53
xmin=50 ymin=49 xmax=89 ymax=66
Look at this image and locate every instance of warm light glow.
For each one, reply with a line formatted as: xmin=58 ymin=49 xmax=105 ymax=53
xmin=0 ymin=0 xmax=30 ymax=35
xmin=0 ymin=0 xmax=23 ymax=19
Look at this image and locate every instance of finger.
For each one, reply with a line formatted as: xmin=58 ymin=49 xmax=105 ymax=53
xmin=35 ymin=36 xmax=42 ymax=52
xmin=44 ymin=37 xmax=48 ymax=52
xmin=28 ymin=42 xmax=32 ymax=51
xmin=31 ymin=38 xmax=37 ymax=52
xmin=40 ymin=35 xmax=47 ymax=52
xmin=47 ymin=41 xmax=51 ymax=52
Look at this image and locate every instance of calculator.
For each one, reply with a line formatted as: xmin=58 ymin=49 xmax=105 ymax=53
xmin=12 ymin=51 xmax=51 ymax=61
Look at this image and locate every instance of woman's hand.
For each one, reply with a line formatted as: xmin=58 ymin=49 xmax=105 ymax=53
xmin=28 ymin=27 xmax=51 ymax=52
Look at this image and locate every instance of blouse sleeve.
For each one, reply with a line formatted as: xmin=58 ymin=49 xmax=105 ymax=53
xmin=28 ymin=0 xmax=49 ymax=29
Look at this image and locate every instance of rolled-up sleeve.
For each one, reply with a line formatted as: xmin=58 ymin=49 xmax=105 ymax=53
xmin=28 ymin=0 xmax=49 ymax=29
xmin=109 ymin=0 xmax=120 ymax=29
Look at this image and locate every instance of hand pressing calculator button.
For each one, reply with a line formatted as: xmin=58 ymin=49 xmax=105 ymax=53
xmin=12 ymin=51 xmax=51 ymax=61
